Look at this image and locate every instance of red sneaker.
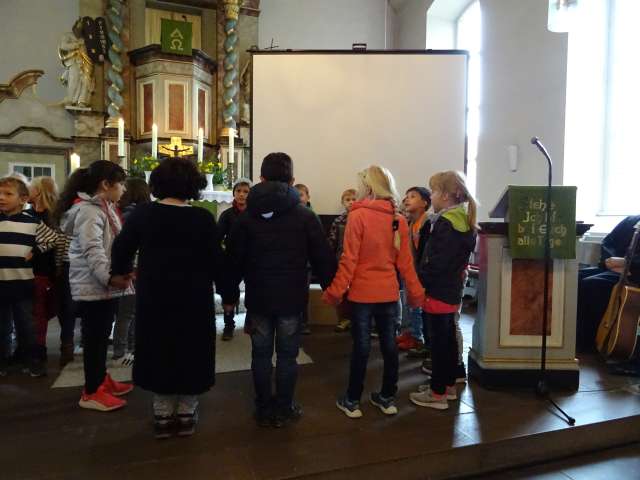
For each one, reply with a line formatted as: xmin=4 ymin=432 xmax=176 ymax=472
xmin=79 ymin=384 xmax=126 ymax=411
xmin=103 ymin=373 xmax=134 ymax=396
xmin=395 ymin=331 xmax=412 ymax=344
xmin=398 ymin=336 xmax=423 ymax=351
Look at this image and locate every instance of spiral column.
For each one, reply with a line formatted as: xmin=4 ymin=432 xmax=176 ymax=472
xmin=106 ymin=0 xmax=125 ymax=125
xmin=221 ymin=0 xmax=242 ymax=134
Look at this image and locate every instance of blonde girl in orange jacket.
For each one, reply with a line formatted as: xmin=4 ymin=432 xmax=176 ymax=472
xmin=323 ymin=165 xmax=425 ymax=419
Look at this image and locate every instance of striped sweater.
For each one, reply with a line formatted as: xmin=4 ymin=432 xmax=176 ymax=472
xmin=0 ymin=211 xmax=58 ymax=300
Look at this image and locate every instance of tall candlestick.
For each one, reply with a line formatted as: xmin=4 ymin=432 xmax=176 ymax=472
xmin=198 ymin=128 xmax=204 ymax=163
xmin=151 ymin=124 xmax=158 ymax=159
xmin=229 ymin=128 xmax=235 ymax=164
xmin=70 ymin=153 xmax=81 ymax=172
xmin=117 ymin=118 xmax=125 ymax=157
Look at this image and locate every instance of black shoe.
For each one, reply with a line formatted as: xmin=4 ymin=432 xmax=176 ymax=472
xmin=177 ymin=409 xmax=198 ymax=437
xmin=222 ymin=324 xmax=235 ymax=341
xmin=273 ymin=403 xmax=303 ymax=428
xmin=154 ymin=415 xmax=175 ymax=440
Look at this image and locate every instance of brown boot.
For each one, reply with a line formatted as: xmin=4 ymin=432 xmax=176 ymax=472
xmin=60 ymin=343 xmax=74 ymax=367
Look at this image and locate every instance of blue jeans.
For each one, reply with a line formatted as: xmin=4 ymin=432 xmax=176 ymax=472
xmin=249 ymin=312 xmax=301 ymax=413
xmin=346 ymin=302 xmax=399 ymax=402
xmin=400 ymin=288 xmax=424 ymax=341
xmin=0 ymin=297 xmax=35 ymax=366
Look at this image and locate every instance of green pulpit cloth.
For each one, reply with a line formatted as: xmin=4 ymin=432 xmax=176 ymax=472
xmin=161 ymin=19 xmax=192 ymax=55
xmin=507 ymin=186 xmax=577 ymax=259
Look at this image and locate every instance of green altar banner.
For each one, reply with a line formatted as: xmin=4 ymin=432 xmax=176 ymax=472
xmin=161 ymin=19 xmax=192 ymax=55
xmin=508 ymin=186 xmax=577 ymax=259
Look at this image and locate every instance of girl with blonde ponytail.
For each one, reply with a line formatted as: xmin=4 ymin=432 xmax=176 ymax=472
xmin=409 ymin=170 xmax=478 ymax=411
xmin=323 ymin=165 xmax=424 ymax=419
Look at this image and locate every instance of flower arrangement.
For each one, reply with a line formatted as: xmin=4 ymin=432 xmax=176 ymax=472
xmin=130 ymin=155 xmax=160 ymax=178
xmin=200 ymin=158 xmax=226 ymax=185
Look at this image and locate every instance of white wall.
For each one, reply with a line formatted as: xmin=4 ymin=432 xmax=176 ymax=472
xmin=0 ymin=0 xmax=79 ymax=103
xmin=476 ymin=0 xmax=568 ymax=220
xmin=259 ymin=0 xmax=388 ymax=50
xmin=395 ymin=0 xmax=430 ymax=49
xmin=426 ymin=15 xmax=455 ymax=49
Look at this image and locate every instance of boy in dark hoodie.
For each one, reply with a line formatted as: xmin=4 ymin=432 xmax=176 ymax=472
xmin=225 ymin=152 xmax=336 ymax=427
xmin=217 ymin=177 xmax=252 ymax=341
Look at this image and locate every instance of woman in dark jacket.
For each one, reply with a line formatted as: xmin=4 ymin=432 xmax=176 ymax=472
xmin=111 ymin=159 xmax=229 ymax=439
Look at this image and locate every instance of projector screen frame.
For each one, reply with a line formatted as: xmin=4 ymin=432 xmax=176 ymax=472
xmin=248 ymin=49 xmax=469 ymax=184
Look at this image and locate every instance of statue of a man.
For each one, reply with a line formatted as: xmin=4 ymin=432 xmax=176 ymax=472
xmin=58 ymin=19 xmax=94 ymax=107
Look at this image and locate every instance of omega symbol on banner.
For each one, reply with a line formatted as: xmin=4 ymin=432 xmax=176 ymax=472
xmin=170 ymin=28 xmax=184 ymax=50
xmin=161 ymin=19 xmax=192 ymax=55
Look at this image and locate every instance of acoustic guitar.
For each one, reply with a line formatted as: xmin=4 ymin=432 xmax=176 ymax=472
xmin=595 ymin=220 xmax=640 ymax=359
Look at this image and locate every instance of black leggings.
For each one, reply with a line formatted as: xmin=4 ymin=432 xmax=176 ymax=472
xmin=428 ymin=312 xmax=458 ymax=395
xmin=77 ymin=299 xmax=118 ymax=394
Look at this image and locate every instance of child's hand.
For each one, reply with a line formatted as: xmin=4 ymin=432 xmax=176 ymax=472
xmin=24 ymin=250 xmax=33 ymax=262
xmin=223 ymin=304 xmax=236 ymax=314
xmin=321 ymin=290 xmax=341 ymax=306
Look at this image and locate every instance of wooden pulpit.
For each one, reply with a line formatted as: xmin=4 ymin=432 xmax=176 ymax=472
xmin=469 ymin=186 xmax=590 ymax=390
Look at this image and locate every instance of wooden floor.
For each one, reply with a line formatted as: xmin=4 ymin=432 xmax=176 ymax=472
xmin=1 ymin=312 xmax=640 ymax=480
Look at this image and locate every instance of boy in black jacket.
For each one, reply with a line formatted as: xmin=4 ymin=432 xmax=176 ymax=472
xmin=225 ymin=153 xmax=336 ymax=427
xmin=217 ymin=178 xmax=252 ymax=340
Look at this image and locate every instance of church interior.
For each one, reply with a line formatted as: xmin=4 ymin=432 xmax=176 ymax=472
xmin=1 ymin=0 xmax=639 ymax=479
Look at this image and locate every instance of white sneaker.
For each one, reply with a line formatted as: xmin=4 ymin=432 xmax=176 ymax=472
xmin=410 ymin=389 xmax=449 ymax=410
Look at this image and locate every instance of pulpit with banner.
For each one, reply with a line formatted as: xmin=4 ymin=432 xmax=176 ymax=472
xmin=469 ymin=186 xmax=590 ymax=390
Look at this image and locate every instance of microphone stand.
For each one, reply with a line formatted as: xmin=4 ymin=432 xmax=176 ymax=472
xmin=530 ymin=137 xmax=576 ymax=426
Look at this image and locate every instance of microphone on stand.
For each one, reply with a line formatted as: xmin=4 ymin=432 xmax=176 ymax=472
xmin=529 ymin=135 xmax=576 ymax=426
xmin=531 ymin=137 xmax=552 ymax=164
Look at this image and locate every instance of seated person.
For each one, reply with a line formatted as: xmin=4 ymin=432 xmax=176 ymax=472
xmin=576 ymin=215 xmax=640 ymax=353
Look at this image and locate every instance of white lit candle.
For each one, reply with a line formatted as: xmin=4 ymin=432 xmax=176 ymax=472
xmin=70 ymin=153 xmax=80 ymax=172
xmin=117 ymin=118 xmax=125 ymax=157
xmin=229 ymin=128 xmax=235 ymax=164
xmin=198 ymin=127 xmax=204 ymax=163
xmin=151 ymin=124 xmax=158 ymax=159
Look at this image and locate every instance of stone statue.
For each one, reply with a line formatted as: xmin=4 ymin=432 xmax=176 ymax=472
xmin=58 ymin=19 xmax=95 ymax=108
xmin=239 ymin=58 xmax=251 ymax=124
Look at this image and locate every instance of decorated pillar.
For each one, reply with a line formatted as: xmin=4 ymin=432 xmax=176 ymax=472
xmin=105 ymin=0 xmax=125 ymax=126
xmin=101 ymin=0 xmax=131 ymax=166
xmin=220 ymin=0 xmax=242 ymax=137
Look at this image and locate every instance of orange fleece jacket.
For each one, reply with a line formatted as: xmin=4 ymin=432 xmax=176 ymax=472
xmin=322 ymin=199 xmax=425 ymax=307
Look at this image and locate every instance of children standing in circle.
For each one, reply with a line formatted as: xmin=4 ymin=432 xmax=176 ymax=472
xmin=409 ymin=171 xmax=478 ymax=410
xmin=60 ymin=160 xmax=134 ymax=412
xmin=218 ymin=177 xmax=252 ymax=341
xmin=323 ymin=166 xmax=424 ymax=419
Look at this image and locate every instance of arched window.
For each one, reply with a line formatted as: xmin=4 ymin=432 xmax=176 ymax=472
xmin=456 ymin=1 xmax=481 ymax=196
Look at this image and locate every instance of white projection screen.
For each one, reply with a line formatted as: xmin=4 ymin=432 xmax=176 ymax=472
xmin=251 ymin=51 xmax=468 ymax=214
